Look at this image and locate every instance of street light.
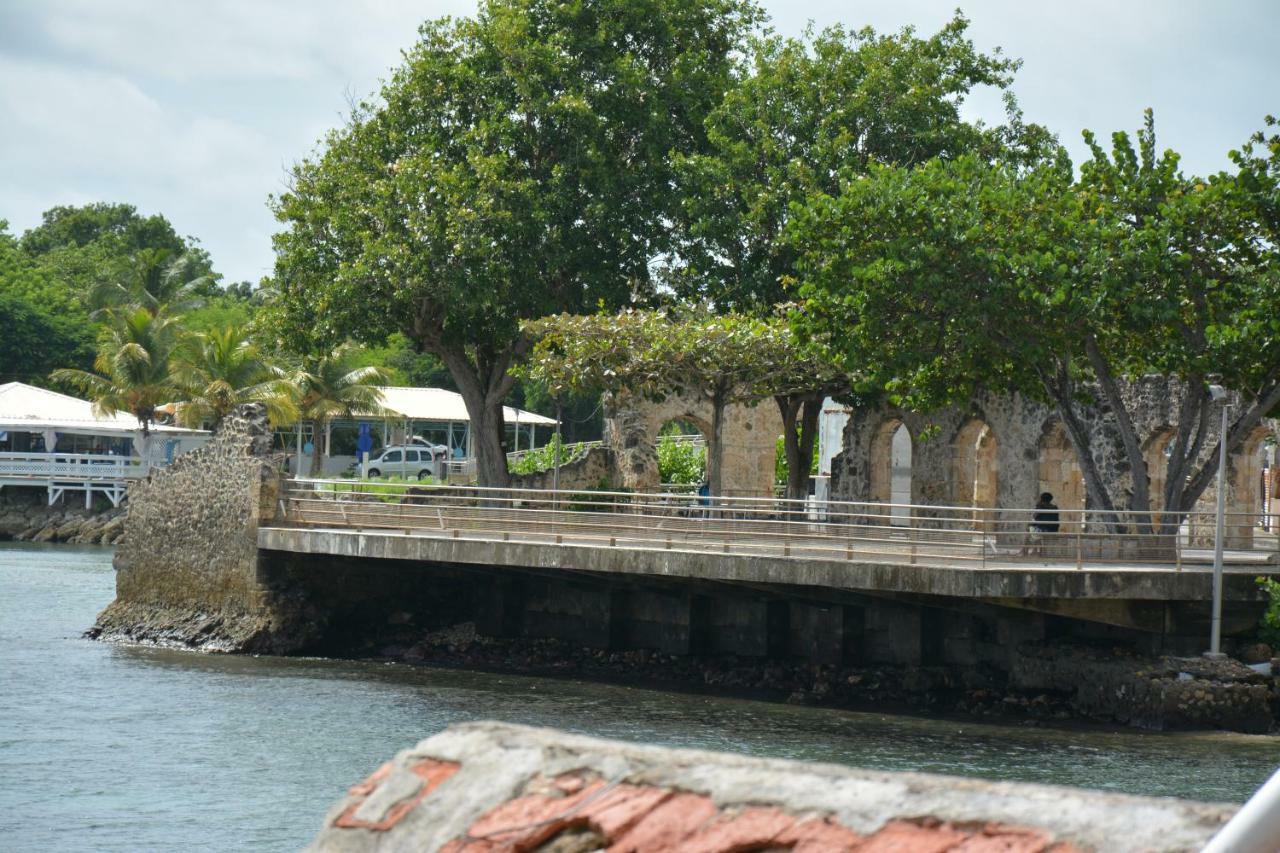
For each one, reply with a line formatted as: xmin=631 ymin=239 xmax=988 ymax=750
xmin=1206 ymin=384 xmax=1230 ymax=659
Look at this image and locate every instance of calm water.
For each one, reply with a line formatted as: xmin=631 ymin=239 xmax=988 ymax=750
xmin=2 ymin=544 xmax=1278 ymax=852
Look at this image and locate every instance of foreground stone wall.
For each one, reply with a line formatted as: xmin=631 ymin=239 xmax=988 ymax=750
xmin=308 ymin=722 xmax=1233 ymax=852
xmin=92 ymin=404 xmax=302 ymax=652
xmin=605 ymin=390 xmax=782 ymax=497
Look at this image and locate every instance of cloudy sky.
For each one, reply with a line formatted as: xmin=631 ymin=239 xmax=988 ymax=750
xmin=1 ymin=1 xmax=1276 ymax=285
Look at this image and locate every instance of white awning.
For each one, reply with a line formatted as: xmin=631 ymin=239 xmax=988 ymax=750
xmin=372 ymin=387 xmax=557 ymax=427
xmin=0 ymin=382 xmax=207 ymax=436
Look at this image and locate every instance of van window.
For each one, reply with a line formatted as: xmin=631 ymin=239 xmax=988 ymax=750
xmin=405 ymin=450 xmax=420 ymax=463
xmin=382 ymin=450 xmax=402 ymax=463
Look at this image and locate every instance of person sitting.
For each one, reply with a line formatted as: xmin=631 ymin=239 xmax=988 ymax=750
xmin=1022 ymin=492 xmax=1060 ymax=556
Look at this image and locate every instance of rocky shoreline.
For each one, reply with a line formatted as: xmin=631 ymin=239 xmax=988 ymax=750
xmin=0 ymin=490 xmax=125 ymax=545
xmin=352 ymin=621 xmax=1280 ymax=734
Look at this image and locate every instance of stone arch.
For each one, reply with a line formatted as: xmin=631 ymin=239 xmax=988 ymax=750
xmin=604 ymin=391 xmax=782 ymax=498
xmin=869 ymin=418 xmax=912 ymax=525
xmin=1226 ymin=426 xmax=1278 ymax=547
xmin=952 ymin=418 xmax=998 ymax=531
xmin=1037 ymin=420 xmax=1083 ymax=533
xmin=655 ymin=416 xmax=708 ymax=488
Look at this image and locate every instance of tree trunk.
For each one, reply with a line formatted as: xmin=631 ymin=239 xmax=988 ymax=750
xmin=433 ymin=342 xmax=517 ymax=489
xmin=707 ymin=388 xmax=726 ymax=498
xmin=1085 ymin=335 xmax=1150 ymax=525
xmin=777 ymin=394 xmax=822 ymax=504
xmin=308 ymin=418 xmax=324 ymax=477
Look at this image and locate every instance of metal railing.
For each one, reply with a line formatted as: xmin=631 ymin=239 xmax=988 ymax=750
xmin=276 ymin=479 xmax=1280 ymax=571
xmin=0 ymin=451 xmax=153 ymax=481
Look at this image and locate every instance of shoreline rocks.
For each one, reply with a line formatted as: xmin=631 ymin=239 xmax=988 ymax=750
xmin=346 ymin=620 xmax=1280 ymax=734
xmin=0 ymin=490 xmax=126 ymax=546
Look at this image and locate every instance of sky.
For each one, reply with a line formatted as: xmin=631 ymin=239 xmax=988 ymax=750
xmin=1 ymin=1 xmax=1277 ymax=286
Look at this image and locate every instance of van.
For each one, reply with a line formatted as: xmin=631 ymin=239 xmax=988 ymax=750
xmin=366 ymin=444 xmax=448 ymax=480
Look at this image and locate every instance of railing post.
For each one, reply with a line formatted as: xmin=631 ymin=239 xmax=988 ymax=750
xmin=1075 ymin=508 xmax=1083 ymax=571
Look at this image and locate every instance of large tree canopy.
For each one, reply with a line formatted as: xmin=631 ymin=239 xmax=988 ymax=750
xmin=790 ymin=112 xmax=1280 ymax=524
xmin=268 ymin=0 xmax=759 ymax=486
xmin=668 ymin=13 xmax=1049 ymax=312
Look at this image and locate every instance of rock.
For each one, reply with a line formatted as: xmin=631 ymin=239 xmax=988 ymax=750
xmin=306 ymin=722 xmax=1235 ymax=852
xmin=1239 ymin=643 xmax=1274 ymax=664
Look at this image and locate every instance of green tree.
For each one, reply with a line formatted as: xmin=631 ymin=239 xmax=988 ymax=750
xmin=267 ymin=0 xmax=759 ymax=487
xmin=524 ymin=308 xmax=825 ymax=496
xmin=51 ymin=307 xmax=184 ymax=440
xmin=173 ymin=326 xmax=295 ymax=428
xmin=284 ymin=344 xmax=390 ymax=476
xmin=669 ymin=15 xmax=1036 ymax=500
xmin=0 ymin=290 xmax=95 ymax=385
xmin=790 ymin=113 xmax=1280 ymax=523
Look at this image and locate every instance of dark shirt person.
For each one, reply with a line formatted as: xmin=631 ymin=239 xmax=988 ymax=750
xmin=1032 ymin=492 xmax=1060 ymax=533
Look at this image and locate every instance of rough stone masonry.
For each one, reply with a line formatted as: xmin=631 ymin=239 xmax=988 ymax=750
xmin=90 ymin=404 xmax=305 ymax=652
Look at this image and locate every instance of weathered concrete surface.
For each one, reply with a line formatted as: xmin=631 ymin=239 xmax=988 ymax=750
xmin=308 ymin=722 xmax=1233 ymax=852
xmin=258 ymin=525 xmax=1270 ymax=604
xmin=91 ymin=405 xmax=307 ymax=652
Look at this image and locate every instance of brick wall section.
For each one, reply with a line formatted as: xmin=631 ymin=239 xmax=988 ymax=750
xmin=307 ymin=722 xmax=1234 ymax=851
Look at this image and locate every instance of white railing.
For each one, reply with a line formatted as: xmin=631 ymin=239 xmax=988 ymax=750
xmin=278 ymin=479 xmax=1280 ymax=571
xmin=0 ymin=451 xmax=152 ymax=481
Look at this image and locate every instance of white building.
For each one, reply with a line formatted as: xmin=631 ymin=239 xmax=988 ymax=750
xmin=294 ymin=386 xmax=557 ymax=477
xmin=0 ymin=382 xmax=208 ymax=507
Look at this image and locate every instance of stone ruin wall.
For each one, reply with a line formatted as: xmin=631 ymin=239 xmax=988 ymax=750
xmin=603 ymin=391 xmax=783 ymax=498
xmin=829 ymin=376 xmax=1279 ymax=548
xmin=93 ymin=404 xmax=297 ymax=651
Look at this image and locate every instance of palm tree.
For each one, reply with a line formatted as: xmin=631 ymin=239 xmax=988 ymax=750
xmin=51 ymin=307 xmax=184 ymax=461
xmin=173 ymin=326 xmax=295 ymax=429
xmin=89 ymin=247 xmax=214 ymax=319
xmin=286 ymin=344 xmax=390 ymax=476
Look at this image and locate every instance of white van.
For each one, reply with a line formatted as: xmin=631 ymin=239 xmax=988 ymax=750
xmin=366 ymin=444 xmax=448 ymax=480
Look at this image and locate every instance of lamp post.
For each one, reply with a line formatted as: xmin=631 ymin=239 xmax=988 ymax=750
xmin=1207 ymin=385 xmax=1230 ymax=659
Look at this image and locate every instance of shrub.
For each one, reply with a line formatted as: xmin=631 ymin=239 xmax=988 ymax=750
xmin=657 ymin=435 xmax=705 ymax=485
xmin=1257 ymin=576 xmax=1280 ymax=647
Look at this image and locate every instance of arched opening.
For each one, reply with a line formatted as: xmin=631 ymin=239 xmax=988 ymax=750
xmin=952 ymin=418 xmax=998 ymax=531
xmin=656 ymin=417 xmax=708 ymax=491
xmin=1142 ymin=427 xmax=1175 ymax=521
xmin=1037 ymin=421 xmax=1083 ymax=533
xmin=870 ymin=419 xmax=912 ymax=525
xmin=1226 ymin=426 xmax=1278 ymax=548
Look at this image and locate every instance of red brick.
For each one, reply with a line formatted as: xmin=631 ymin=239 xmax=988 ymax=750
xmin=858 ymin=819 xmax=969 ymax=853
xmin=949 ymin=823 xmax=1057 ymax=853
xmin=579 ymin=784 xmax=673 ymax=836
xmin=776 ymin=815 xmax=864 ymax=852
xmin=678 ymin=805 xmax=800 ymax=853
xmin=608 ymin=791 xmax=721 ymax=852
xmin=334 ymin=758 xmax=460 ymax=832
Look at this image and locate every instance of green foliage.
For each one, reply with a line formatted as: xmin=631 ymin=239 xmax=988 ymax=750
xmin=1257 ymin=576 xmax=1280 ymax=648
xmin=284 ymin=344 xmax=391 ymax=476
xmin=0 ymin=289 xmax=95 ymax=385
xmin=51 ymin=307 xmax=184 ymax=433
xmin=790 ymin=111 xmax=1280 ymax=517
xmin=670 ymin=13 xmax=1046 ymax=311
xmin=657 ymin=435 xmax=706 ymax=485
xmin=172 ymin=326 xmax=295 ymax=427
xmin=508 ymin=435 xmax=590 ymax=476
xmin=266 ymin=0 xmax=759 ymax=486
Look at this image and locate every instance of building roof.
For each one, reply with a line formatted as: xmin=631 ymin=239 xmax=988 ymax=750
xmin=374 ymin=387 xmax=557 ymax=426
xmin=0 ymin=382 xmax=206 ymax=436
